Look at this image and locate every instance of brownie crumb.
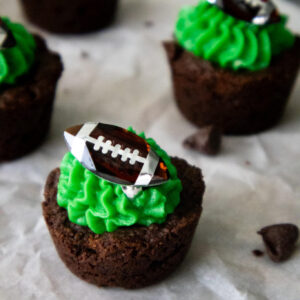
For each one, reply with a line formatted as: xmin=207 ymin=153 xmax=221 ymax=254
xmin=258 ymin=223 xmax=299 ymax=262
xmin=80 ymin=51 xmax=89 ymax=59
xmin=144 ymin=20 xmax=153 ymax=28
xmin=245 ymin=161 xmax=251 ymax=166
xmin=252 ymin=249 xmax=264 ymax=257
xmin=183 ymin=125 xmax=222 ymax=155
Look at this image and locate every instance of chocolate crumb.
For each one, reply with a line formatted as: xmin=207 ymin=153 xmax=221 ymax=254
xmin=183 ymin=125 xmax=222 ymax=155
xmin=258 ymin=223 xmax=299 ymax=262
xmin=81 ymin=51 xmax=89 ymax=59
xmin=252 ymin=249 xmax=264 ymax=257
xmin=245 ymin=161 xmax=251 ymax=165
xmin=145 ymin=20 xmax=153 ymax=27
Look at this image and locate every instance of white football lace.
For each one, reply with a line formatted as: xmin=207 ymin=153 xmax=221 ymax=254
xmin=85 ymin=135 xmax=146 ymax=165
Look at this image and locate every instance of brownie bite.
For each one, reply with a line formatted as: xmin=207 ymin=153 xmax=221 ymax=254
xmin=0 ymin=18 xmax=63 ymax=161
xmin=164 ymin=38 xmax=300 ymax=135
xmin=42 ymin=123 xmax=205 ymax=288
xmin=164 ymin=0 xmax=300 ymax=135
xmin=20 ymin=0 xmax=119 ymax=34
xmin=43 ymin=157 xmax=204 ymax=289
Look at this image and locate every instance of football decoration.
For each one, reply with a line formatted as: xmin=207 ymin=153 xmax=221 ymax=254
xmin=0 ymin=19 xmax=16 ymax=49
xmin=207 ymin=0 xmax=280 ymax=25
xmin=64 ymin=122 xmax=169 ymax=198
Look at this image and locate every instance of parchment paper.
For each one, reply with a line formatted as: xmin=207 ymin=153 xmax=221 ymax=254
xmin=0 ymin=0 xmax=300 ymax=299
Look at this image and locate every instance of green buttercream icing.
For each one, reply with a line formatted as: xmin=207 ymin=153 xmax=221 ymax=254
xmin=0 ymin=17 xmax=36 ymax=84
xmin=57 ymin=128 xmax=182 ymax=234
xmin=175 ymin=0 xmax=295 ymax=71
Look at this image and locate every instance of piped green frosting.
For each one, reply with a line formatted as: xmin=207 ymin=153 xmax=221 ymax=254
xmin=57 ymin=128 xmax=182 ymax=235
xmin=0 ymin=17 xmax=36 ymax=85
xmin=175 ymin=0 xmax=295 ymax=71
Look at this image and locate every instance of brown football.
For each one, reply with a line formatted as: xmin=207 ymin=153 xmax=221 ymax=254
xmin=64 ymin=122 xmax=169 ymax=187
xmin=208 ymin=0 xmax=279 ymax=25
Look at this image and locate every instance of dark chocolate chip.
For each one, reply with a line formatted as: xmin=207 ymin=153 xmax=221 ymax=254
xmin=144 ymin=20 xmax=153 ymax=27
xmin=252 ymin=249 xmax=264 ymax=257
xmin=183 ymin=125 xmax=222 ymax=155
xmin=258 ymin=223 xmax=299 ymax=262
xmin=80 ymin=51 xmax=89 ymax=59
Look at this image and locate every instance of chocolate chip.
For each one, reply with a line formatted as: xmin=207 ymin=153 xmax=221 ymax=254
xmin=258 ymin=223 xmax=299 ymax=262
xmin=252 ymin=249 xmax=264 ymax=257
xmin=183 ymin=125 xmax=222 ymax=155
xmin=81 ymin=51 xmax=89 ymax=59
xmin=144 ymin=20 xmax=153 ymax=28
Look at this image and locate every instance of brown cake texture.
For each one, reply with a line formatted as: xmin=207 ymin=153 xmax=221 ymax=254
xmin=43 ymin=157 xmax=204 ymax=289
xmin=164 ymin=37 xmax=300 ymax=135
xmin=20 ymin=0 xmax=119 ymax=34
xmin=0 ymin=36 xmax=63 ymax=161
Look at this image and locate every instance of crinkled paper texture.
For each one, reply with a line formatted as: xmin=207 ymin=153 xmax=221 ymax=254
xmin=0 ymin=0 xmax=300 ymax=299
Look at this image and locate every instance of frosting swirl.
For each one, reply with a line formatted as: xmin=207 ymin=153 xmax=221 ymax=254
xmin=175 ymin=1 xmax=295 ymax=71
xmin=0 ymin=17 xmax=36 ymax=85
xmin=57 ymin=128 xmax=182 ymax=234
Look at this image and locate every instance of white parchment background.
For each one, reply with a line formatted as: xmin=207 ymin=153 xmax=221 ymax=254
xmin=0 ymin=0 xmax=300 ymax=299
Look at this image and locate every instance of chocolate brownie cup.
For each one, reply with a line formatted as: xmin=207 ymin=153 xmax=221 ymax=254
xmin=164 ymin=0 xmax=300 ymax=134
xmin=42 ymin=123 xmax=205 ymax=289
xmin=20 ymin=0 xmax=119 ymax=34
xmin=164 ymin=38 xmax=300 ymax=135
xmin=0 ymin=18 xmax=63 ymax=161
